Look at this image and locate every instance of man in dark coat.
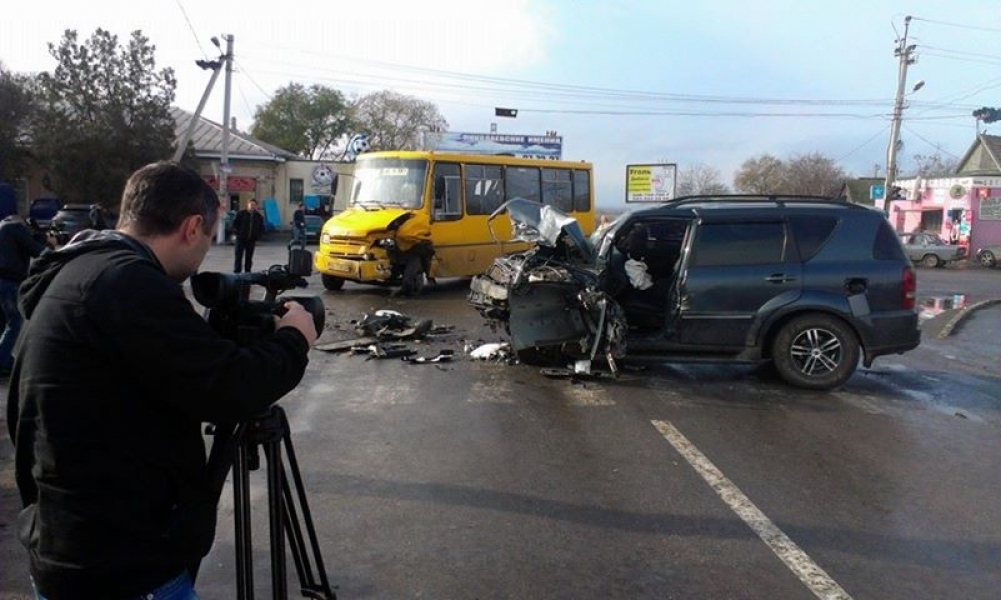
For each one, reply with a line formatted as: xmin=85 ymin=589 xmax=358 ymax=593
xmin=0 ymin=214 xmax=53 ymax=375
xmin=232 ymin=198 xmax=265 ymax=273
xmin=7 ymin=162 xmax=317 ymax=599
xmin=289 ymin=201 xmax=306 ymax=250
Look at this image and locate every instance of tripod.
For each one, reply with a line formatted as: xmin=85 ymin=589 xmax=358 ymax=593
xmin=224 ymin=406 xmax=336 ymax=600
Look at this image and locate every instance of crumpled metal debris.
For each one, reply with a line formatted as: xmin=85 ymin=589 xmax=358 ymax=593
xmin=354 ymin=309 xmax=433 ymax=340
xmin=403 ymin=349 xmax=455 ymax=364
xmin=468 ymin=342 xmax=511 ymax=360
xmin=350 ymin=342 xmax=417 ymax=360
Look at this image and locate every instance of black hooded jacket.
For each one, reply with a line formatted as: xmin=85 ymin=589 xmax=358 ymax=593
xmin=7 ymin=231 xmax=310 ymax=599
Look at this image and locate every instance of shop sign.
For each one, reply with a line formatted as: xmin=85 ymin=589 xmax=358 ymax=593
xmin=204 ymin=176 xmax=257 ymax=192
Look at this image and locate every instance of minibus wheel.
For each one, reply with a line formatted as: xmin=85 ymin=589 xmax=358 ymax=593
xmin=321 ymin=274 xmax=345 ymax=291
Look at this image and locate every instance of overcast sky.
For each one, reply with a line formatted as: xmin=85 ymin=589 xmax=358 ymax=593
xmin=2 ymin=0 xmax=999 ymax=208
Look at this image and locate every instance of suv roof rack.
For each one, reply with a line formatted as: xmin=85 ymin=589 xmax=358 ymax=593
xmin=663 ymin=194 xmax=849 ymax=207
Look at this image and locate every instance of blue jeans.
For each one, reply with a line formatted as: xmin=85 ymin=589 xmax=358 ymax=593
xmin=0 ymin=277 xmax=22 ymax=372
xmin=35 ymin=571 xmax=199 ymax=600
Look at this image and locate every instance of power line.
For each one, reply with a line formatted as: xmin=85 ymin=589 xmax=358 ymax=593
xmin=243 ymin=45 xmax=893 ymax=108
xmin=902 ymin=124 xmax=962 ymax=158
xmin=836 ymin=126 xmax=891 ymax=162
xmin=174 ymin=0 xmax=208 ymax=59
xmin=910 ymin=16 xmax=1001 ymax=34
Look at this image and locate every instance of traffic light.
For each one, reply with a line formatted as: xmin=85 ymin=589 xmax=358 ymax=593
xmin=889 ymin=186 xmax=905 ymax=200
xmin=495 ymin=107 xmax=518 ymax=118
xmin=973 ymin=107 xmax=1001 ymax=123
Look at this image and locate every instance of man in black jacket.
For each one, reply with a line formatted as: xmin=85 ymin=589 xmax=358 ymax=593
xmin=7 ymin=162 xmax=317 ymax=599
xmin=289 ymin=201 xmax=306 ymax=251
xmin=0 ymin=214 xmax=53 ymax=376
xmin=232 ymin=198 xmax=265 ymax=273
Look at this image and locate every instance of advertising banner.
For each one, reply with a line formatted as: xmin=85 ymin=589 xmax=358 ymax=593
xmin=626 ymin=164 xmax=677 ymax=203
xmin=435 ymin=132 xmax=563 ymax=160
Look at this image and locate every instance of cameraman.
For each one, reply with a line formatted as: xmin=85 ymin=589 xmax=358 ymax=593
xmin=7 ymin=162 xmax=318 ymax=600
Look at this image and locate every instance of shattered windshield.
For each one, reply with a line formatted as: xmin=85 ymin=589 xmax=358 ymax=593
xmin=351 ymin=158 xmax=428 ymax=209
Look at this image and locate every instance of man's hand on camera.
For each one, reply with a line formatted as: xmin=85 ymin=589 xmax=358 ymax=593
xmin=277 ymin=302 xmax=318 ymax=346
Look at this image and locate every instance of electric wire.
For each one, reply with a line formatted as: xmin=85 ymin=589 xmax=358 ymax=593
xmin=174 ymin=0 xmax=208 ymax=59
xmin=910 ymin=16 xmax=1001 ymax=34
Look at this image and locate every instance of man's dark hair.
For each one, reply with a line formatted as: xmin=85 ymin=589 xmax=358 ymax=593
xmin=118 ymin=161 xmax=220 ymax=236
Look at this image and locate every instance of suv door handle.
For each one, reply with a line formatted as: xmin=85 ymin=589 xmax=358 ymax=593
xmin=765 ymin=274 xmax=796 ymax=283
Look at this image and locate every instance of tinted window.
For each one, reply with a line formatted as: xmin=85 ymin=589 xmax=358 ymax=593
xmin=506 ymin=167 xmax=541 ymax=203
xmin=691 ymin=222 xmax=786 ymax=266
xmin=873 ymin=219 xmax=908 ymax=261
xmin=465 ymin=164 xmax=504 ymax=215
xmin=573 ymin=170 xmax=591 ymax=211
xmin=788 ymin=215 xmax=837 ymax=261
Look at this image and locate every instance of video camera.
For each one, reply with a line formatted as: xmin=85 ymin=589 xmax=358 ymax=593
xmin=190 ymin=248 xmax=325 ymax=345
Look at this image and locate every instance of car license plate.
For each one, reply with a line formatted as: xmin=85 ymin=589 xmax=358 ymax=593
xmin=328 ymin=259 xmax=356 ymax=275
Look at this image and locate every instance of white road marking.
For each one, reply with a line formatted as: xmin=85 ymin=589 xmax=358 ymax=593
xmin=652 ymin=420 xmax=854 ymax=600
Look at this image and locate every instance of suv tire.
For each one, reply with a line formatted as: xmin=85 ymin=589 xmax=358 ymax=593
xmin=771 ymin=313 xmax=859 ymax=390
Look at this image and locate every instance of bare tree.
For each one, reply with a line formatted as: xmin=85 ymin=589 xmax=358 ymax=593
xmin=909 ymin=152 xmax=958 ymax=178
xmin=733 ymin=154 xmax=786 ymax=193
xmin=783 ymin=152 xmax=847 ymax=196
xmin=676 ymin=162 xmax=731 ymax=196
xmin=734 ymin=152 xmax=846 ymax=196
xmin=350 ymin=90 xmax=448 ymax=151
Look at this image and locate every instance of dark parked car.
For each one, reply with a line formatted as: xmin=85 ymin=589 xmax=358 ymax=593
xmin=898 ymin=231 xmax=967 ymax=267
xmin=468 ymin=195 xmax=921 ymax=390
xmin=29 ymin=197 xmax=62 ymax=229
xmin=50 ymin=204 xmax=113 ymax=243
xmin=304 ymin=214 xmax=324 ymax=242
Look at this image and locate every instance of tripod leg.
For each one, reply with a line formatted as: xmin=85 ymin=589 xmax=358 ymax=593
xmin=279 ymin=416 xmax=336 ymax=599
xmin=234 ymin=441 xmax=255 ymax=600
xmin=265 ymin=434 xmax=288 ymax=600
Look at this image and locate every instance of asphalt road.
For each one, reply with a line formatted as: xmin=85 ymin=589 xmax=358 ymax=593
xmin=1 ymin=239 xmax=999 ymax=599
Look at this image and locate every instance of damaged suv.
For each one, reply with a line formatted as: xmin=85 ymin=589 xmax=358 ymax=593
xmin=468 ymin=196 xmax=921 ymax=390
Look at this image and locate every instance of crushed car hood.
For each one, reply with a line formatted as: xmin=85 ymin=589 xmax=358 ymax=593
xmin=490 ymin=198 xmax=595 ymax=264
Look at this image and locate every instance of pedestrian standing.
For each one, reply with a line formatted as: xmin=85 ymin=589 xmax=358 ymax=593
xmin=0 ymin=214 xmax=54 ymax=376
xmin=289 ymin=201 xmax=306 ymax=251
xmin=232 ymin=198 xmax=264 ymax=273
xmin=88 ymin=203 xmax=107 ymax=230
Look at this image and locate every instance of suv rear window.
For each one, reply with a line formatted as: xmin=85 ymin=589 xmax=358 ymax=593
xmin=873 ymin=219 xmax=908 ymax=261
xmin=788 ymin=215 xmax=837 ymax=261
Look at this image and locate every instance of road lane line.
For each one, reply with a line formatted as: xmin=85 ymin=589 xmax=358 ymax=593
xmin=651 ymin=420 xmax=853 ymax=600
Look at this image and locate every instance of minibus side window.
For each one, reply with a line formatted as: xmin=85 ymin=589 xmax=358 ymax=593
xmin=465 ymin=164 xmax=504 ymax=215
xmin=505 ymin=166 xmax=541 ymax=204
xmin=432 ymin=163 xmax=462 ymax=221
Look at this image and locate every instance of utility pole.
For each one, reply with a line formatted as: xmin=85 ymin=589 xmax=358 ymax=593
xmin=884 ymin=15 xmax=916 ymax=205
xmin=217 ymin=34 xmax=234 ymax=244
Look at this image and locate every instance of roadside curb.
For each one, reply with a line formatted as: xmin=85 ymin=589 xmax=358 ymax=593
xmin=936 ymin=298 xmax=1001 ymax=339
